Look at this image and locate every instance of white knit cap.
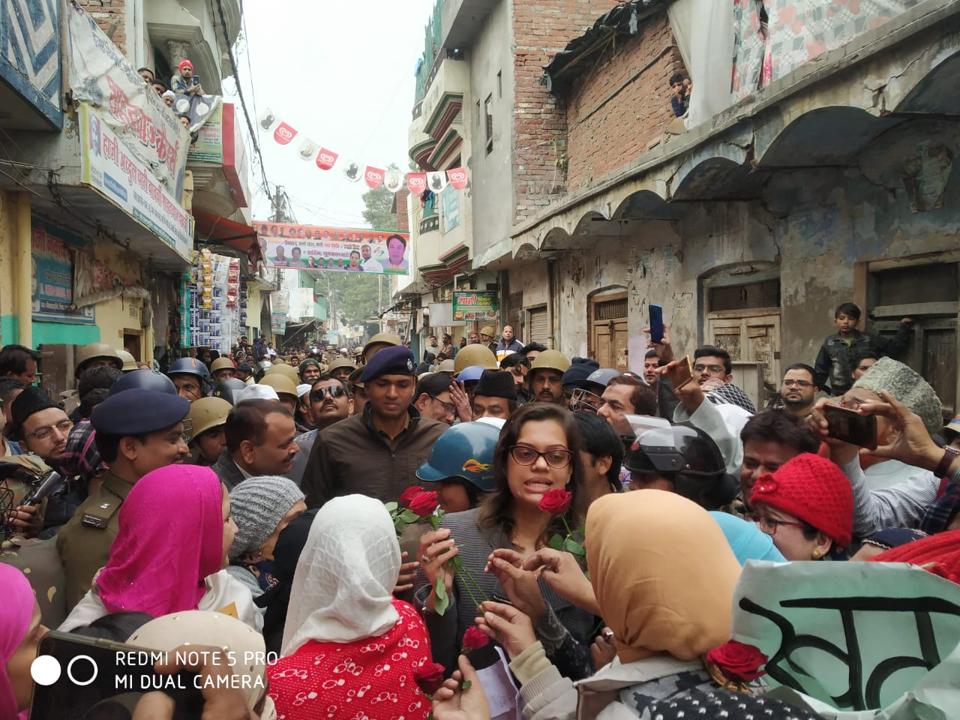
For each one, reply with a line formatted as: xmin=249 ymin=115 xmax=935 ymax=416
xmin=235 ymin=384 xmax=279 ymax=404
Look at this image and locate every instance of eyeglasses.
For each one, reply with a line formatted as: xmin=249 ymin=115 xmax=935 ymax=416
xmin=693 ymin=363 xmax=725 ymax=374
xmin=26 ymin=419 xmax=73 ymax=441
xmin=782 ymin=379 xmax=813 ymax=388
xmin=311 ymin=385 xmax=347 ymax=402
xmin=754 ymin=515 xmax=806 ymax=536
xmin=509 ymin=444 xmax=573 ymax=469
xmin=430 ymin=396 xmax=456 ymax=416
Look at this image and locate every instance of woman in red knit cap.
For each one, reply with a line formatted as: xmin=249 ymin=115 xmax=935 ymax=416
xmin=749 ymin=453 xmax=854 ymax=560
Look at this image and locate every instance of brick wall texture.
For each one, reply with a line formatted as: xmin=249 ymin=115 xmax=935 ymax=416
xmin=565 ymin=13 xmax=685 ymax=191
xmin=512 ymin=0 xmax=620 ymax=224
xmin=78 ymin=0 xmax=126 ymax=55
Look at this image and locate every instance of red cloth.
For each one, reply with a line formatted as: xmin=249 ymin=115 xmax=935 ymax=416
xmin=268 ymin=599 xmax=432 ymax=719
xmin=750 ymin=453 xmax=854 ymax=548
xmin=870 ymin=528 xmax=960 ymax=584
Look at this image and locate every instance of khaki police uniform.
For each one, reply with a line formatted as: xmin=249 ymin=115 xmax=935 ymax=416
xmin=56 ymin=470 xmax=133 ymax=610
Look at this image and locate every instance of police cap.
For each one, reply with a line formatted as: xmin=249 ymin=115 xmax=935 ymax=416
xmin=91 ymin=389 xmax=189 ymax=436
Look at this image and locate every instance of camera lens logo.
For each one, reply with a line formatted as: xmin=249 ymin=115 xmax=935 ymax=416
xmin=31 ymin=655 xmax=99 ymax=686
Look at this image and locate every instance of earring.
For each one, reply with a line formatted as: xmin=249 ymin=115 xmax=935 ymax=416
xmin=811 ymin=549 xmax=822 ymax=559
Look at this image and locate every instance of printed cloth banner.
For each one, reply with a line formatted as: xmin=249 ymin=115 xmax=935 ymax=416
xmin=253 ymin=222 xmax=410 ymax=275
xmin=453 ymin=291 xmax=498 ymax=322
xmin=67 ymin=4 xmax=188 ymax=198
xmin=732 ymin=560 xmax=960 ymax=717
xmin=79 ymin=103 xmax=194 ymax=262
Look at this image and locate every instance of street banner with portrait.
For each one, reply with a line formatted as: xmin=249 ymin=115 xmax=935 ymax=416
xmin=252 ymin=222 xmax=409 ymax=275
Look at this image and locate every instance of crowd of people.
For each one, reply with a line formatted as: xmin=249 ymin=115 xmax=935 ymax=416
xmin=0 ymin=300 xmax=958 ymax=719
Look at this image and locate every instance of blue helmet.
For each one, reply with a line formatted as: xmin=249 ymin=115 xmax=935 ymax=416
xmin=417 ymin=421 xmax=500 ymax=492
xmin=167 ymin=357 xmax=211 ymax=379
xmin=109 ymin=369 xmax=177 ymax=396
xmin=457 ymin=365 xmax=486 ymax=383
xmin=168 ymin=357 xmax=212 ymax=396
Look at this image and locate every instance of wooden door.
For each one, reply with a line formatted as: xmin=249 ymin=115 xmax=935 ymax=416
xmin=590 ymin=295 xmax=629 ymax=370
xmin=706 ymin=310 xmax=781 ymax=386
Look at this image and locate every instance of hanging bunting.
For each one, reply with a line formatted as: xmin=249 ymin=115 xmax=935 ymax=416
xmin=274 ymin=122 xmax=298 ymax=145
xmin=342 ymin=160 xmax=363 ymax=183
xmin=427 ymin=171 xmax=448 ymax=193
xmin=447 ymin=167 xmax=469 ymax=190
xmin=384 ymin=168 xmax=404 ymax=193
xmin=297 ymin=137 xmax=319 ymax=161
xmin=365 ymin=166 xmax=385 ymax=189
xmin=407 ymin=172 xmax=427 ymax=195
xmin=258 ymin=110 xmax=471 ymax=190
xmin=258 ymin=108 xmax=277 ymax=131
xmin=316 ymin=148 xmax=338 ymax=171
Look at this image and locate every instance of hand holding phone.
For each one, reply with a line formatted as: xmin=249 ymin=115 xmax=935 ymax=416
xmin=649 ymin=304 xmax=664 ymax=344
xmin=665 ymin=355 xmax=694 ymax=391
xmin=823 ymin=404 xmax=878 ymax=450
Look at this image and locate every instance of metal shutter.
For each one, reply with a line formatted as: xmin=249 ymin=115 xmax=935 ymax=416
xmin=528 ymin=307 xmax=549 ymax=344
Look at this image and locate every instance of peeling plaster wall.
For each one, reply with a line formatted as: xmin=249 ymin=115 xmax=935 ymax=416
xmin=547 ymin=149 xmax=960 ymax=368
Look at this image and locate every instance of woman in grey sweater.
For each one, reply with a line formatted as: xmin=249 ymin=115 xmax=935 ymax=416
xmin=414 ymin=404 xmax=597 ymax=675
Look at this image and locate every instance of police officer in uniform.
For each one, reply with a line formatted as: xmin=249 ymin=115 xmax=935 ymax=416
xmin=56 ymin=388 xmax=190 ymax=609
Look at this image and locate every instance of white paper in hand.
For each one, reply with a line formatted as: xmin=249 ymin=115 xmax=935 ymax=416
xmin=475 ymin=646 xmax=521 ymax=720
xmin=627 ymin=334 xmax=647 ymax=376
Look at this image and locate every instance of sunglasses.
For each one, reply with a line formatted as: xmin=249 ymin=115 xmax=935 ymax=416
xmin=311 ymin=385 xmax=347 ymax=402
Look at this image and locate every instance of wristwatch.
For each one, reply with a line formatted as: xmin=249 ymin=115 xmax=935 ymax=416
xmin=934 ymin=445 xmax=960 ymax=478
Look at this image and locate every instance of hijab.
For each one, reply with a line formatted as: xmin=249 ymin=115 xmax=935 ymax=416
xmin=0 ymin=564 xmax=35 ymax=720
xmin=127 ymin=610 xmax=275 ymax=719
xmin=709 ymin=511 xmax=786 ymax=565
xmin=280 ymin=495 xmax=401 ymax=656
xmin=586 ymin=490 xmax=741 ymax=664
xmin=96 ymin=464 xmax=224 ymax=617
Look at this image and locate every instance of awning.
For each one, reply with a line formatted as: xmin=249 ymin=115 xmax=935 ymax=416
xmin=193 ymin=209 xmax=262 ymax=261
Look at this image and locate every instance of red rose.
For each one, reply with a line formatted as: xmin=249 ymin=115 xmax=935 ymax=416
xmin=399 ymin=486 xmax=425 ymax=508
xmin=539 ymin=488 xmax=572 ymax=515
xmin=706 ymin=640 xmax=768 ymax=682
xmin=461 ymin=626 xmax=490 ymax=652
xmin=408 ymin=491 xmax=440 ymax=517
xmin=413 ymin=661 xmax=445 ymax=695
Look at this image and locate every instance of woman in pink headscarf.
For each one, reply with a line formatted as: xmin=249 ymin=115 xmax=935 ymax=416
xmin=59 ymin=465 xmax=261 ymax=632
xmin=1 ymin=564 xmax=47 ymax=719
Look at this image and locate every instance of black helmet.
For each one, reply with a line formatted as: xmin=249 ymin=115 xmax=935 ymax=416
xmin=213 ymin=378 xmax=247 ymax=405
xmin=624 ymin=423 xmax=737 ymax=509
xmin=109 ymin=369 xmax=177 ymax=396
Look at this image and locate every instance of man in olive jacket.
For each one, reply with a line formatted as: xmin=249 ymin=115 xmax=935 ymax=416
xmin=301 ymin=346 xmax=446 ymax=508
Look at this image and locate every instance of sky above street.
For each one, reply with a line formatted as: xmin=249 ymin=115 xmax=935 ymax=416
xmin=228 ymin=0 xmax=436 ymax=228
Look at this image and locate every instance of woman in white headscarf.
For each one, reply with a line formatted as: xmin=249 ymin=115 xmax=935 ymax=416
xmin=268 ymin=495 xmax=434 ymax=720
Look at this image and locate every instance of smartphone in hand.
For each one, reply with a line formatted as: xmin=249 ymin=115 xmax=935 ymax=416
xmin=823 ymin=405 xmax=878 ymax=450
xmin=649 ymin=304 xmax=664 ymax=344
xmin=667 ymin=355 xmax=694 ymax=391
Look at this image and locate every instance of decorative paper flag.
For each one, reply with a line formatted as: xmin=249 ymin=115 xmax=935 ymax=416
xmin=258 ymin=108 xmax=277 ymax=131
xmin=407 ymin=172 xmax=427 ymax=195
xmin=297 ymin=138 xmax=319 ymax=161
xmin=427 ymin=171 xmax=448 ymax=193
xmin=447 ymin=167 xmax=468 ymax=189
xmin=365 ymin=166 xmax=385 ymax=189
xmin=316 ymin=148 xmax=338 ymax=171
xmin=273 ymin=122 xmax=297 ymax=145
xmin=384 ymin=168 xmax=404 ymax=193
xmin=342 ymin=160 xmax=362 ymax=183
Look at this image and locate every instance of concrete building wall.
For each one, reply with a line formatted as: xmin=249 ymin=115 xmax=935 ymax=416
xmin=468 ymin=0 xmax=515 ymax=258
xmin=511 ymin=0 xmax=620 ymax=224
xmin=564 ymin=12 xmax=685 ymax=192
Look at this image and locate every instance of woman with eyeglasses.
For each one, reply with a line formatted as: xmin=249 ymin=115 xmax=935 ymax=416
xmin=414 ymin=403 xmax=596 ymax=675
xmin=748 ymin=452 xmax=853 ymax=561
